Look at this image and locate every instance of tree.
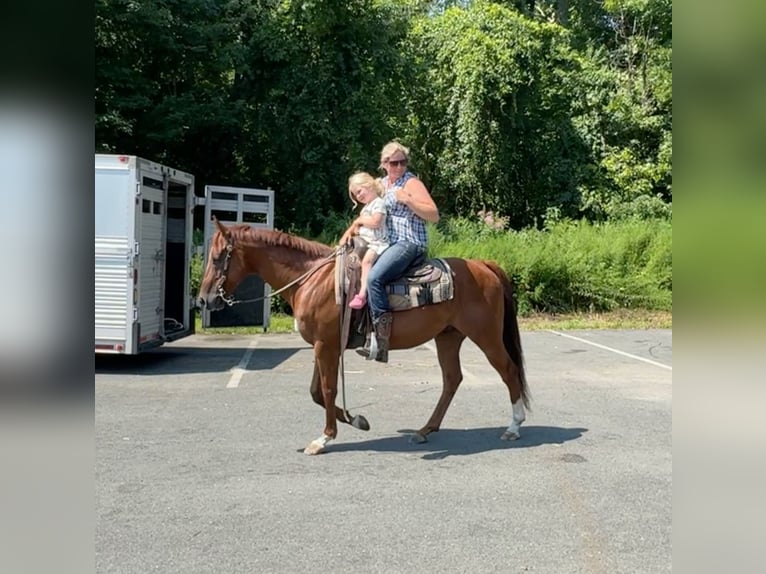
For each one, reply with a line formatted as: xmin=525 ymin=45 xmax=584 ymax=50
xmin=230 ymin=0 xmax=412 ymax=232
xmin=570 ymin=0 xmax=672 ymax=219
xmin=95 ymin=0 xmax=247 ymax=188
xmin=402 ymin=1 xmax=589 ymax=227
xmin=95 ymin=0 xmax=671 ymax=230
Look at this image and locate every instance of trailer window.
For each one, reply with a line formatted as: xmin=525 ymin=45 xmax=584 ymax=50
xmin=142 ymin=199 xmax=151 ymax=213
xmin=142 ymin=176 xmax=163 ymax=190
xmin=243 ymin=211 xmax=268 ymax=225
xmin=211 ymin=191 xmax=237 ymax=201
xmin=244 ymin=194 xmax=269 ymax=204
xmin=153 ymin=201 xmax=162 ymax=215
xmin=211 ymin=210 xmax=237 ymax=222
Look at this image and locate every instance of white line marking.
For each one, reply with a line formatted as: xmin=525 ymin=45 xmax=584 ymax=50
xmin=227 ymin=339 xmax=259 ymax=388
xmin=545 ymin=330 xmax=672 ymax=371
xmin=422 ymin=341 xmax=479 ymax=383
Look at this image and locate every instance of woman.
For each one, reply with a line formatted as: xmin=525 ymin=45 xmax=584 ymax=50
xmin=342 ymin=141 xmax=440 ymax=362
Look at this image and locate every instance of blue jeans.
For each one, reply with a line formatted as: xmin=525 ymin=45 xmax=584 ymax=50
xmin=367 ymin=241 xmax=424 ymax=323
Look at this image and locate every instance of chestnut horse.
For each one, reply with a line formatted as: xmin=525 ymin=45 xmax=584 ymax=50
xmin=197 ymin=219 xmax=530 ymax=455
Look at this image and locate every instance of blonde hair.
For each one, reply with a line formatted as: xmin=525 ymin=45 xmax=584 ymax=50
xmin=379 ymin=141 xmax=410 ymax=170
xmin=348 ymin=171 xmax=385 ymax=208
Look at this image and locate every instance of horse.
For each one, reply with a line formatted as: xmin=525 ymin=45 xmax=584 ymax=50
xmin=197 ymin=218 xmax=530 ymax=455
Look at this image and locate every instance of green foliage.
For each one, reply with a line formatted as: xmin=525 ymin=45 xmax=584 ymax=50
xmin=97 ymin=0 xmax=672 ymax=297
xmin=189 ymin=213 xmax=670 ymax=318
xmin=229 ymin=0 xmax=412 ymax=233
xmin=568 ymin=0 xmax=672 ymax=220
xmin=189 ymin=252 xmax=204 ymax=298
xmin=195 ymin=312 xmax=296 ymax=334
xmin=430 ymin=215 xmax=672 ymax=314
xmin=405 ymin=2 xmax=590 ymax=227
xmin=303 ymin=211 xmax=354 ymax=246
xmin=95 ymin=0 xmax=247 ymax=185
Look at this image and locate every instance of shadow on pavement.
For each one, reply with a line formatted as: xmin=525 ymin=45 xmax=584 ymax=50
xmin=95 ymin=346 xmax=305 ymax=375
xmin=326 ymin=425 xmax=588 ymax=458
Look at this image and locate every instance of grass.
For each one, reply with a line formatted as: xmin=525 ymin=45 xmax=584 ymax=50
xmin=194 ymin=313 xmax=296 ymax=335
xmin=195 ymin=309 xmax=671 ymax=336
xmin=518 ymin=309 xmax=672 ymax=330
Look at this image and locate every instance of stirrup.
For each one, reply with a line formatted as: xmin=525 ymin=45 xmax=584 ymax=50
xmin=355 ymin=334 xmax=378 ymax=361
xmin=367 ymin=334 xmax=379 ymax=361
xmin=355 ymin=347 xmax=371 ymax=359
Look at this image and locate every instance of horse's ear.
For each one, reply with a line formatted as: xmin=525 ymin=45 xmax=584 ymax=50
xmin=212 ymin=215 xmax=230 ymax=240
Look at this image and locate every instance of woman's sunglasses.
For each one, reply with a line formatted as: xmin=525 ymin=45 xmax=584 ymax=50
xmin=387 ymin=159 xmax=407 ymax=167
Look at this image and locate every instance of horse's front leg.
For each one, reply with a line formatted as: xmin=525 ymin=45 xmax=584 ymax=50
xmin=309 ymin=363 xmax=356 ymax=425
xmin=304 ymin=342 xmax=340 ymax=455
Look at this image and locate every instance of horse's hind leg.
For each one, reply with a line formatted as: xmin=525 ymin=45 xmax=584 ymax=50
xmin=459 ymin=310 xmax=526 ymax=440
xmin=414 ymin=328 xmax=466 ymax=443
xmin=474 ymin=336 xmax=526 ymax=440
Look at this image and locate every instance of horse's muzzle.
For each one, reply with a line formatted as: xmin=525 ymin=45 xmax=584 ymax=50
xmin=197 ymin=294 xmax=225 ymax=311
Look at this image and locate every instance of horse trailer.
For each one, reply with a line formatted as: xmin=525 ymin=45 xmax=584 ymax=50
xmin=95 ymin=154 xmax=196 ymax=354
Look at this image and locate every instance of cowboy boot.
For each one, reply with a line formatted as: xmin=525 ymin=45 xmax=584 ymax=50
xmin=355 ymin=312 xmax=393 ymax=362
xmin=372 ymin=312 xmax=393 ymax=363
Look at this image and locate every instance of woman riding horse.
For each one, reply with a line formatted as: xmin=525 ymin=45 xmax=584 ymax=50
xmin=197 ymin=220 xmax=530 ymax=455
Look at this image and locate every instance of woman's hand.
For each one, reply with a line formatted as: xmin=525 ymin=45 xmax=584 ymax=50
xmin=397 ymin=179 xmax=440 ymax=223
xmin=394 ymin=187 xmax=412 ymax=205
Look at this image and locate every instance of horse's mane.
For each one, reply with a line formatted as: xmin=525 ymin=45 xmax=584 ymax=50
xmin=228 ymin=224 xmax=334 ymax=260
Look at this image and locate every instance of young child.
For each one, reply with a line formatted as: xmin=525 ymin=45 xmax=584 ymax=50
xmin=345 ymin=172 xmax=389 ymax=309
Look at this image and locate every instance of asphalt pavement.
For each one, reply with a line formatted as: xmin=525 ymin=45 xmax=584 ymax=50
xmin=96 ymin=329 xmax=671 ymax=574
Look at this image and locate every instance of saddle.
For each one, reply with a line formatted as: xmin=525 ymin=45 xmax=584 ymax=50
xmin=335 ymin=239 xmax=455 ymax=349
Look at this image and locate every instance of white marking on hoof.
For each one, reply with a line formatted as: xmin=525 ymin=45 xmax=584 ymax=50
xmin=304 ymin=434 xmax=331 ymax=455
xmin=409 ymin=433 xmax=428 ymax=444
xmin=501 ymin=401 xmax=526 ymax=441
xmin=501 ymin=430 xmax=520 ymax=441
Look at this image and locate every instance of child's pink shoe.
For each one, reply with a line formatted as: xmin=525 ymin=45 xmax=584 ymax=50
xmin=349 ymin=294 xmax=367 ymax=309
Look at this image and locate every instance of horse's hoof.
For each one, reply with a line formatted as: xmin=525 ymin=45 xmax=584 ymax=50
xmin=351 ymin=415 xmax=370 ymax=431
xmin=304 ymin=442 xmax=326 ymax=455
xmin=501 ymin=431 xmax=520 ymax=441
xmin=409 ymin=433 xmax=428 ymax=444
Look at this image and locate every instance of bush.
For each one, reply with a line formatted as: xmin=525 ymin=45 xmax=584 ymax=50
xmin=429 ymin=216 xmax=671 ymax=315
xmin=190 ymin=215 xmax=671 ymax=318
xmin=190 ymin=252 xmax=203 ymax=298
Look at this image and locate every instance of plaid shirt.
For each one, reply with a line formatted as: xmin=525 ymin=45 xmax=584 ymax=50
xmin=381 ymin=172 xmax=428 ymax=248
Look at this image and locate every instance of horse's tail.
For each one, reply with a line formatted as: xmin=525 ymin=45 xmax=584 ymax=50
xmin=482 ymin=260 xmax=530 ymax=410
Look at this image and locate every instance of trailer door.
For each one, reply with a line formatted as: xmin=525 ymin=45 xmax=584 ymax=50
xmin=135 ymin=164 xmax=167 ymax=347
xmin=95 ymin=157 xmax=135 ymax=353
xmin=202 ymin=186 xmax=275 ymax=329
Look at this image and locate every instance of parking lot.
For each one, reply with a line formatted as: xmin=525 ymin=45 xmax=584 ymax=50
xmin=96 ymin=329 xmax=671 ymax=574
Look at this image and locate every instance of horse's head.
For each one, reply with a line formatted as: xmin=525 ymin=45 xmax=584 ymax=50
xmin=197 ymin=218 xmax=247 ymax=311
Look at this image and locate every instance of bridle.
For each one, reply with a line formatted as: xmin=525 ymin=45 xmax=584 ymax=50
xmin=212 ymin=240 xmax=237 ymax=305
xmin=212 ymin=235 xmax=338 ymax=306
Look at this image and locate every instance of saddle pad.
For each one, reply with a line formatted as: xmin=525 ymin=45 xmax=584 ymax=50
xmin=386 ymin=258 xmax=454 ymax=311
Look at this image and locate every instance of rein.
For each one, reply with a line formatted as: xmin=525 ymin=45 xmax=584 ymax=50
xmin=215 ymin=241 xmax=339 ymax=307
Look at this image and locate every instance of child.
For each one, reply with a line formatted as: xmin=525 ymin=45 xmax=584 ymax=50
xmin=344 ymin=172 xmax=389 ymax=309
